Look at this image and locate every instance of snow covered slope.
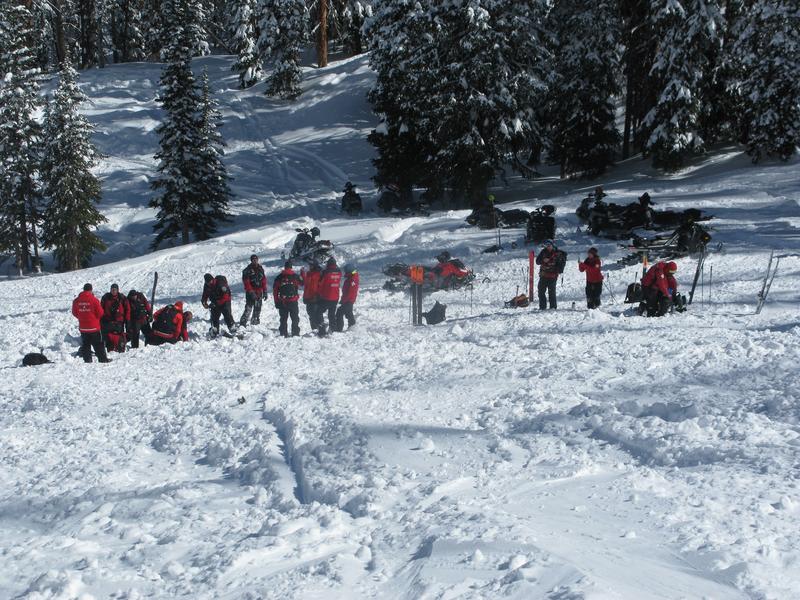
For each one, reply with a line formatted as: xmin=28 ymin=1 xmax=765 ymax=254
xmin=1 ymin=56 xmax=799 ymax=600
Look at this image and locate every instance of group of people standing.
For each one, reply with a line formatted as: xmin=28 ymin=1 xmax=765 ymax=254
xmin=201 ymin=254 xmax=360 ymax=339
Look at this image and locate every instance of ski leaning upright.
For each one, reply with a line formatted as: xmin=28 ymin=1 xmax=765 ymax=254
xmin=755 ymin=251 xmax=780 ymax=315
xmin=687 ymin=249 xmax=707 ymax=305
xmin=149 ymin=272 xmax=159 ymax=318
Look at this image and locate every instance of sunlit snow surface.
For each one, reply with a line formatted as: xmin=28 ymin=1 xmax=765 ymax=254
xmin=1 ymin=55 xmax=799 ymax=599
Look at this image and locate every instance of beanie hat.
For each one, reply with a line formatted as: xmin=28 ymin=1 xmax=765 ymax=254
xmin=174 ymin=301 xmax=184 ymax=310
xmin=250 ymin=254 xmax=258 ymax=260
xmin=111 ymin=283 xmax=119 ymax=290
xmin=204 ymin=273 xmax=213 ymax=283
xmin=284 ymin=260 xmax=293 ymax=269
xmin=588 ymin=247 xmax=598 ymax=255
xmin=83 ymin=283 xmax=92 ymax=291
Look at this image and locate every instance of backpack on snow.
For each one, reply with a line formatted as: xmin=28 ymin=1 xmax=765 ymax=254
xmin=153 ymin=305 xmax=178 ymax=334
xmin=625 ymin=283 xmax=643 ymax=303
xmin=22 ymin=352 xmax=52 ymax=366
xmin=504 ymin=294 xmax=530 ymax=308
xmin=423 ymin=301 xmax=447 ymax=325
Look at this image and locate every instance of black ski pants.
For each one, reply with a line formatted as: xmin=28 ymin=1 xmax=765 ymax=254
xmin=318 ymin=300 xmax=338 ymax=335
xmin=278 ymin=302 xmax=300 ymax=337
xmin=538 ymin=277 xmax=558 ymax=310
xmin=239 ymin=292 xmax=263 ymax=326
xmin=644 ymin=287 xmax=672 ymax=317
xmin=304 ymin=300 xmax=322 ymax=330
xmin=79 ymin=331 xmax=109 ymax=363
xmin=128 ymin=320 xmax=151 ymax=348
xmin=335 ymin=302 xmax=356 ymax=331
xmin=211 ymin=302 xmax=236 ymax=330
xmin=586 ymin=282 xmax=603 ymax=309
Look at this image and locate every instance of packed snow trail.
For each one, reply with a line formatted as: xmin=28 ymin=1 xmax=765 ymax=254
xmin=2 ymin=55 xmax=800 ymax=599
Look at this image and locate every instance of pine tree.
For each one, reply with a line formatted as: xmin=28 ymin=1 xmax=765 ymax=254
xmin=111 ymin=0 xmax=146 ymax=62
xmin=546 ymin=0 xmax=621 ymax=178
xmin=40 ymin=57 xmax=107 ymax=271
xmin=193 ymin=69 xmax=233 ymax=237
xmin=336 ymin=0 xmax=372 ymax=55
xmin=150 ymin=1 xmax=231 ymax=248
xmin=231 ymin=0 xmax=263 ymax=88
xmin=258 ymin=0 xmax=308 ymax=99
xmin=733 ymin=0 xmax=800 ymax=162
xmin=0 ymin=3 xmax=43 ymax=273
xmin=643 ymin=0 xmax=723 ymax=170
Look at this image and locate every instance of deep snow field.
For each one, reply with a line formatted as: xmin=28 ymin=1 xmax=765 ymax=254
xmin=1 ymin=55 xmax=799 ymax=599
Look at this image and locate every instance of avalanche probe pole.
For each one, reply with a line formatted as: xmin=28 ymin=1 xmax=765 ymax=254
xmin=528 ymin=250 xmax=535 ymax=300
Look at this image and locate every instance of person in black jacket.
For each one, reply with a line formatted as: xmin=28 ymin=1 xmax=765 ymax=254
xmin=240 ymin=255 xmax=268 ymax=327
xmin=535 ymin=240 xmax=566 ymax=310
xmin=273 ymin=261 xmax=303 ymax=337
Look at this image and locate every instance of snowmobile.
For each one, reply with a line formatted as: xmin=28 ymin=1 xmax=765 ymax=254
xmin=341 ymin=182 xmax=362 ymax=216
xmin=465 ymin=206 xmax=530 ymax=229
xmin=525 ymin=205 xmax=556 ymax=244
xmin=382 ymin=254 xmax=475 ymax=293
xmin=617 ymin=222 xmax=713 ymax=266
xmin=287 ymin=227 xmax=335 ymax=265
xmin=377 ymin=184 xmax=430 ymax=216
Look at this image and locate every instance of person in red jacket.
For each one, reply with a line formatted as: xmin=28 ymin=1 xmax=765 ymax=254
xmin=335 ymin=264 xmax=359 ymax=331
xmin=301 ymin=261 xmax=323 ymax=331
xmin=273 ymin=261 xmax=302 ymax=337
xmin=71 ymin=283 xmax=110 ymax=363
xmin=318 ymin=257 xmax=342 ymax=336
xmin=101 ymin=283 xmax=131 ymax=353
xmin=240 ymin=254 xmax=267 ymax=327
xmin=429 ymin=251 xmax=469 ymax=289
xmin=641 ymin=261 xmax=678 ymax=316
xmin=578 ymin=247 xmax=604 ymax=309
xmin=148 ymin=301 xmax=190 ymax=345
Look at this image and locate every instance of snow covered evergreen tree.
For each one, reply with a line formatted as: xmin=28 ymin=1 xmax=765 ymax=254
xmin=546 ymin=0 xmax=621 ymax=178
xmin=0 ymin=3 xmax=43 ymax=273
xmin=733 ymin=0 xmax=800 ymax=162
xmin=194 ymin=69 xmax=233 ymax=236
xmin=40 ymin=57 xmax=107 ymax=271
xmin=643 ymin=0 xmax=723 ymax=170
xmin=335 ymin=0 xmax=372 ymax=56
xmin=111 ymin=0 xmax=146 ymax=62
xmin=258 ymin=0 xmax=308 ymax=99
xmin=231 ymin=0 xmax=263 ymax=88
xmin=150 ymin=2 xmax=231 ymax=248
xmin=369 ymin=0 xmax=549 ymax=205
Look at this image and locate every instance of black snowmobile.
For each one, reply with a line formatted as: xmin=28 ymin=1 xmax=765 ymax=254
xmin=377 ymin=184 xmax=430 ymax=216
xmin=341 ymin=181 xmax=363 ymax=216
xmin=617 ymin=222 xmax=713 ymax=266
xmin=288 ymin=227 xmax=335 ymax=265
xmin=525 ymin=205 xmax=556 ymax=244
xmin=465 ymin=206 xmax=530 ymax=229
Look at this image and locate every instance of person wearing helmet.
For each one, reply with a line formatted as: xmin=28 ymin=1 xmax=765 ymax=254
xmin=240 ymin=254 xmax=267 ymax=327
xmin=641 ymin=260 xmax=678 ymax=316
xmin=341 ymin=182 xmax=362 ymax=215
xmin=317 ymin=257 xmax=342 ymax=336
xmin=578 ymin=248 xmax=604 ymax=309
xmin=536 ymin=240 xmax=567 ymax=309
xmin=335 ymin=264 xmax=359 ymax=331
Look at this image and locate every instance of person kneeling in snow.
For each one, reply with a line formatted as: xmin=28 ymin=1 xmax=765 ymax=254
xmin=148 ymin=301 xmax=191 ymax=345
xmin=641 ymin=261 xmax=679 ymax=317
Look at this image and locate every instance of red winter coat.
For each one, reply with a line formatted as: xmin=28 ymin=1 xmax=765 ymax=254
xmin=319 ymin=266 xmax=342 ymax=302
xmin=578 ymin=256 xmax=603 ymax=283
xmin=273 ymin=269 xmax=302 ymax=304
xmin=536 ymin=248 xmax=561 ymax=280
xmin=202 ymin=277 xmax=231 ymax=307
xmin=302 ymin=267 xmax=322 ymax=302
xmin=242 ymin=264 xmax=267 ymax=295
xmin=101 ymin=291 xmax=131 ymax=324
xmin=433 ymin=260 xmax=467 ymax=280
xmin=152 ymin=305 xmax=185 ymax=341
xmin=341 ymin=272 xmax=359 ymax=304
xmin=72 ymin=290 xmax=104 ymax=333
xmin=642 ymin=262 xmax=678 ymax=297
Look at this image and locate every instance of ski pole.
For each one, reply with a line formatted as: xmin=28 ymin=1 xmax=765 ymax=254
xmin=709 ymin=265 xmax=713 ymax=305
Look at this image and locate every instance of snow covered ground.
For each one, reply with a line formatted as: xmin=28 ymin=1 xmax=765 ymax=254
xmin=1 ymin=55 xmax=799 ymax=599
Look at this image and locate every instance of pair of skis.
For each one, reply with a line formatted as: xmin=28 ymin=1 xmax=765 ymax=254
xmin=755 ymin=251 xmax=780 ymax=315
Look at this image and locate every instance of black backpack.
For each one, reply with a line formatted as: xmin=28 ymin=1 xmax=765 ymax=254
xmin=423 ymin=301 xmax=447 ymax=325
xmin=277 ymin=276 xmax=299 ymax=300
xmin=625 ymin=283 xmax=643 ymax=303
xmin=211 ymin=275 xmax=229 ymax=303
xmin=129 ymin=292 xmax=148 ymax=321
xmin=154 ymin=305 xmax=178 ymax=333
xmin=23 ymin=352 xmax=51 ymax=366
xmin=555 ymin=250 xmax=567 ymax=274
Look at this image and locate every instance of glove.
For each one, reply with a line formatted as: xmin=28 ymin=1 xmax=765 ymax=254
xmin=274 ymin=303 xmax=280 ymax=309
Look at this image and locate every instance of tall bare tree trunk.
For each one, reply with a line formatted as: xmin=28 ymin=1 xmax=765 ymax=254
xmin=317 ymin=0 xmax=328 ymax=68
